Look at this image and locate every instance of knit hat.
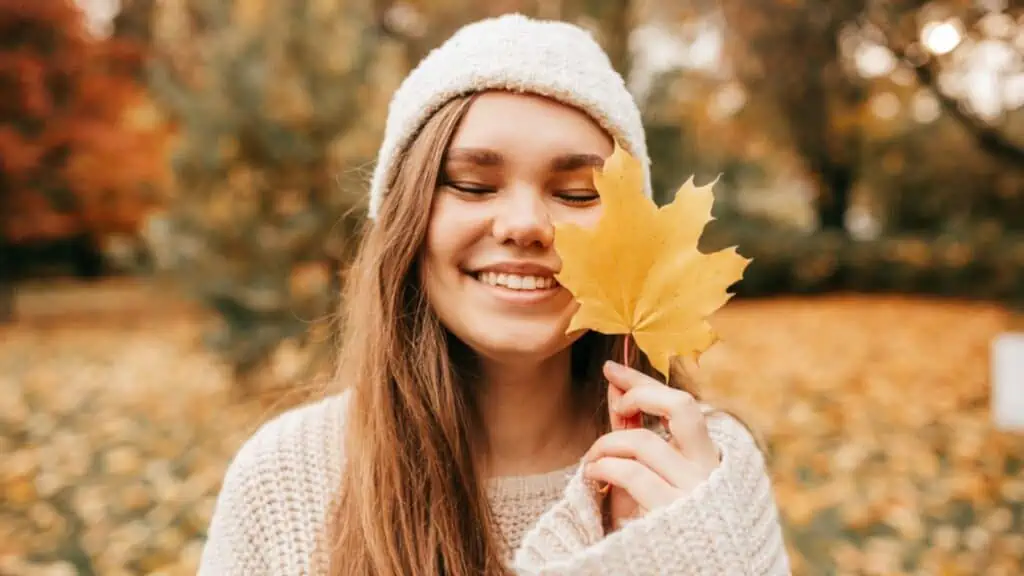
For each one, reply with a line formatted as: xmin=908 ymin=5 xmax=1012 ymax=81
xmin=367 ymin=13 xmax=651 ymax=219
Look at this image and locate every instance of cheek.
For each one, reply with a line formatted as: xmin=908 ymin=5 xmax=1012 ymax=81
xmin=550 ymin=202 xmax=603 ymax=230
xmin=421 ymin=195 xmax=486 ymax=293
xmin=425 ymin=195 xmax=492 ymax=262
xmin=421 ymin=232 xmax=461 ymax=302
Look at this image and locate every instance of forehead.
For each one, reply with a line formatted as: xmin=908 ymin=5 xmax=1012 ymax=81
xmin=447 ymin=90 xmax=613 ymax=157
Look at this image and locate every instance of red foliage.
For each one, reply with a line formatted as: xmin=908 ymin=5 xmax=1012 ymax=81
xmin=0 ymin=0 xmax=172 ymax=245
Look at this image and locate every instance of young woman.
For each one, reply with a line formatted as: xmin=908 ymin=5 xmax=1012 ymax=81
xmin=199 ymin=13 xmax=790 ymax=576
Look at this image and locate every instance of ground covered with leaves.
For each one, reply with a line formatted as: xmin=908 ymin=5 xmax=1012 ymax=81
xmin=1 ymin=280 xmax=1021 ymax=575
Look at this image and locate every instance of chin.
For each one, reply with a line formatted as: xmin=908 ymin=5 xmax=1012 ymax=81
xmin=460 ymin=322 xmax=581 ymax=365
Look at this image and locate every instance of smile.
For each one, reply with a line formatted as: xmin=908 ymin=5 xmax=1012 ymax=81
xmin=475 ymin=271 xmax=558 ymax=291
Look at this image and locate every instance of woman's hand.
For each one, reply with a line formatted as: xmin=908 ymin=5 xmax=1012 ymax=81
xmin=582 ymin=360 xmax=722 ymax=531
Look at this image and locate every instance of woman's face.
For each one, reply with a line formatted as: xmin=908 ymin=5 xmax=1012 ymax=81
xmin=422 ymin=91 xmax=612 ymax=365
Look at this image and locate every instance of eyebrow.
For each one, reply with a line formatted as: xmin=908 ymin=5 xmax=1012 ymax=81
xmin=445 ymin=148 xmax=503 ymax=166
xmin=550 ymin=153 xmax=605 ymax=172
xmin=444 ymin=148 xmax=605 ymax=172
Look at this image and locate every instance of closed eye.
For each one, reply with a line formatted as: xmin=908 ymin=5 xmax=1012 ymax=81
xmin=442 ymin=181 xmax=496 ymax=195
xmin=557 ymin=189 xmax=600 ymax=204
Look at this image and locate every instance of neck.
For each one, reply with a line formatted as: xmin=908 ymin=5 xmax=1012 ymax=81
xmin=474 ymin=350 xmax=593 ymax=479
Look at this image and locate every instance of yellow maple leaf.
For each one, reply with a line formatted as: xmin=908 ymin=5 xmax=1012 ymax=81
xmin=553 ymin=142 xmax=750 ymax=377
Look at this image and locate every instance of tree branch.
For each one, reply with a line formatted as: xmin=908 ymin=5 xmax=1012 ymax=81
xmin=870 ymin=14 xmax=1024 ymax=166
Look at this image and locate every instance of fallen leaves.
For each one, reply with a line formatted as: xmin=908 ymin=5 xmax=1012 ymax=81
xmin=0 ymin=286 xmax=303 ymax=576
xmin=698 ymin=296 xmax=1023 ymax=576
xmin=553 ymin=143 xmax=749 ymax=376
xmin=0 ymin=283 xmax=1021 ymax=575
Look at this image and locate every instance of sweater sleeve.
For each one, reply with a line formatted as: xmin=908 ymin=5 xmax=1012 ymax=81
xmin=512 ymin=412 xmax=791 ymax=576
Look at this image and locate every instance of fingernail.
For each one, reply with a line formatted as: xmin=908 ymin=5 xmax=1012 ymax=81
xmin=604 ymin=360 xmax=625 ymax=376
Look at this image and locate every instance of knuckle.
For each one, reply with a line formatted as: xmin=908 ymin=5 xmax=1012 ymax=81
xmin=592 ymin=432 xmax=617 ymax=452
xmin=599 ymin=457 xmax=631 ymax=479
xmin=588 ymin=457 xmax=611 ymax=477
xmin=598 ymin=431 xmax=633 ymax=453
xmin=637 ymin=428 xmax=666 ymax=448
xmin=617 ymin=393 xmax=635 ymax=413
xmin=694 ymin=412 xmax=710 ymax=432
xmin=670 ymin=392 xmax=697 ymax=417
xmin=620 ymin=431 xmax=648 ymax=454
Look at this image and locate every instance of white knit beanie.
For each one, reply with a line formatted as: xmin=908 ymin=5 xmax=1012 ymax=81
xmin=367 ymin=12 xmax=651 ymax=219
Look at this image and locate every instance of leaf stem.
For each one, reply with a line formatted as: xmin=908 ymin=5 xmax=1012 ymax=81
xmin=623 ymin=334 xmax=642 ymax=430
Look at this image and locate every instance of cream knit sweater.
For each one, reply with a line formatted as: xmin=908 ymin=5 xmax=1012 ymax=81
xmin=198 ymin=392 xmax=791 ymax=575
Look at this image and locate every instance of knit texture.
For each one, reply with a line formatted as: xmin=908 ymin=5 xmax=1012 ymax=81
xmin=198 ymin=392 xmax=791 ymax=575
xmin=367 ymin=13 xmax=652 ymax=219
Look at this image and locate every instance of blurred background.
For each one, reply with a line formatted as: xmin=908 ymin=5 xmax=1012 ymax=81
xmin=1 ymin=0 xmax=1023 ymax=574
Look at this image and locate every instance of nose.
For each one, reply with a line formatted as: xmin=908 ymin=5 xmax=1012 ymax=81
xmin=492 ymin=187 xmax=554 ymax=248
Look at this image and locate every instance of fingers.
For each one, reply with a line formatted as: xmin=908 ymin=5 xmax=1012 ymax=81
xmin=603 ymin=359 xmax=658 ymax=392
xmin=606 ymin=376 xmax=628 ymax=431
xmin=603 ymin=360 xmax=647 ymax=430
xmin=583 ymin=456 xmax=679 ymax=510
xmin=605 ymin=361 xmax=719 ymax=468
xmin=584 ymin=428 xmax=699 ymax=491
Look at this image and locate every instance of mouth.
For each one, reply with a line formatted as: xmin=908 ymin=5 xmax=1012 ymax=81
xmin=472 ymin=270 xmax=559 ymax=291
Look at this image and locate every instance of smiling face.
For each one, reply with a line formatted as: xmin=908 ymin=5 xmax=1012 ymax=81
xmin=421 ymin=91 xmax=612 ymax=365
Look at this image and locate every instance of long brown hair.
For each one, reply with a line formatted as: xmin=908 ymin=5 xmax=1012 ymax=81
xmin=323 ymin=94 xmax=723 ymax=575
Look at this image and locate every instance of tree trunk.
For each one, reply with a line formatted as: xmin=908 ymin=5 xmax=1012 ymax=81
xmin=0 ymin=255 xmax=13 ymax=323
xmin=591 ymin=0 xmax=633 ymax=79
xmin=1 ymin=180 xmax=15 ymax=322
xmin=815 ymin=164 xmax=854 ymax=230
xmin=113 ymin=0 xmax=155 ymax=44
xmin=719 ymin=0 xmax=865 ymax=235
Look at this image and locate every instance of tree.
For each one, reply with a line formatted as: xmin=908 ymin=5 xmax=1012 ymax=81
xmin=718 ymin=0 xmax=868 ymax=231
xmin=867 ymin=1 xmax=1024 ymax=167
xmin=715 ymin=0 xmax=1023 ymax=233
xmin=113 ymin=0 xmax=155 ymax=44
xmin=146 ymin=0 xmax=405 ymax=393
xmin=0 ymin=0 xmax=169 ymax=292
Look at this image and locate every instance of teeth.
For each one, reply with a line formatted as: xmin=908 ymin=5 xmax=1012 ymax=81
xmin=477 ymin=272 xmax=556 ymax=290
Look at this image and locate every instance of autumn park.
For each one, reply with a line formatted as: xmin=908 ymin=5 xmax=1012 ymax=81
xmin=2 ymin=0 xmax=1023 ymax=574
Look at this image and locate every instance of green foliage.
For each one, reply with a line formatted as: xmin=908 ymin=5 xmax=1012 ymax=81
xmin=701 ymin=218 xmax=1024 ymax=306
xmin=145 ymin=0 xmax=406 ymax=386
xmin=857 ymin=97 xmax=1024 ymax=234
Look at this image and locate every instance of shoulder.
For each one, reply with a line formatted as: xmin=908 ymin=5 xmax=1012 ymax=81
xmin=198 ymin=391 xmax=352 ymax=575
xmin=227 ymin=390 xmax=352 ymax=482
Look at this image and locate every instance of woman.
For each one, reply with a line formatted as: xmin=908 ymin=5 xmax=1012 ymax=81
xmin=199 ymin=13 xmax=790 ymax=576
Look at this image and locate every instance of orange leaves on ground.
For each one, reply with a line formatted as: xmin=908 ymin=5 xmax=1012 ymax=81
xmin=552 ymin=142 xmax=749 ymax=376
xmin=697 ymin=297 xmax=1023 ymax=576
